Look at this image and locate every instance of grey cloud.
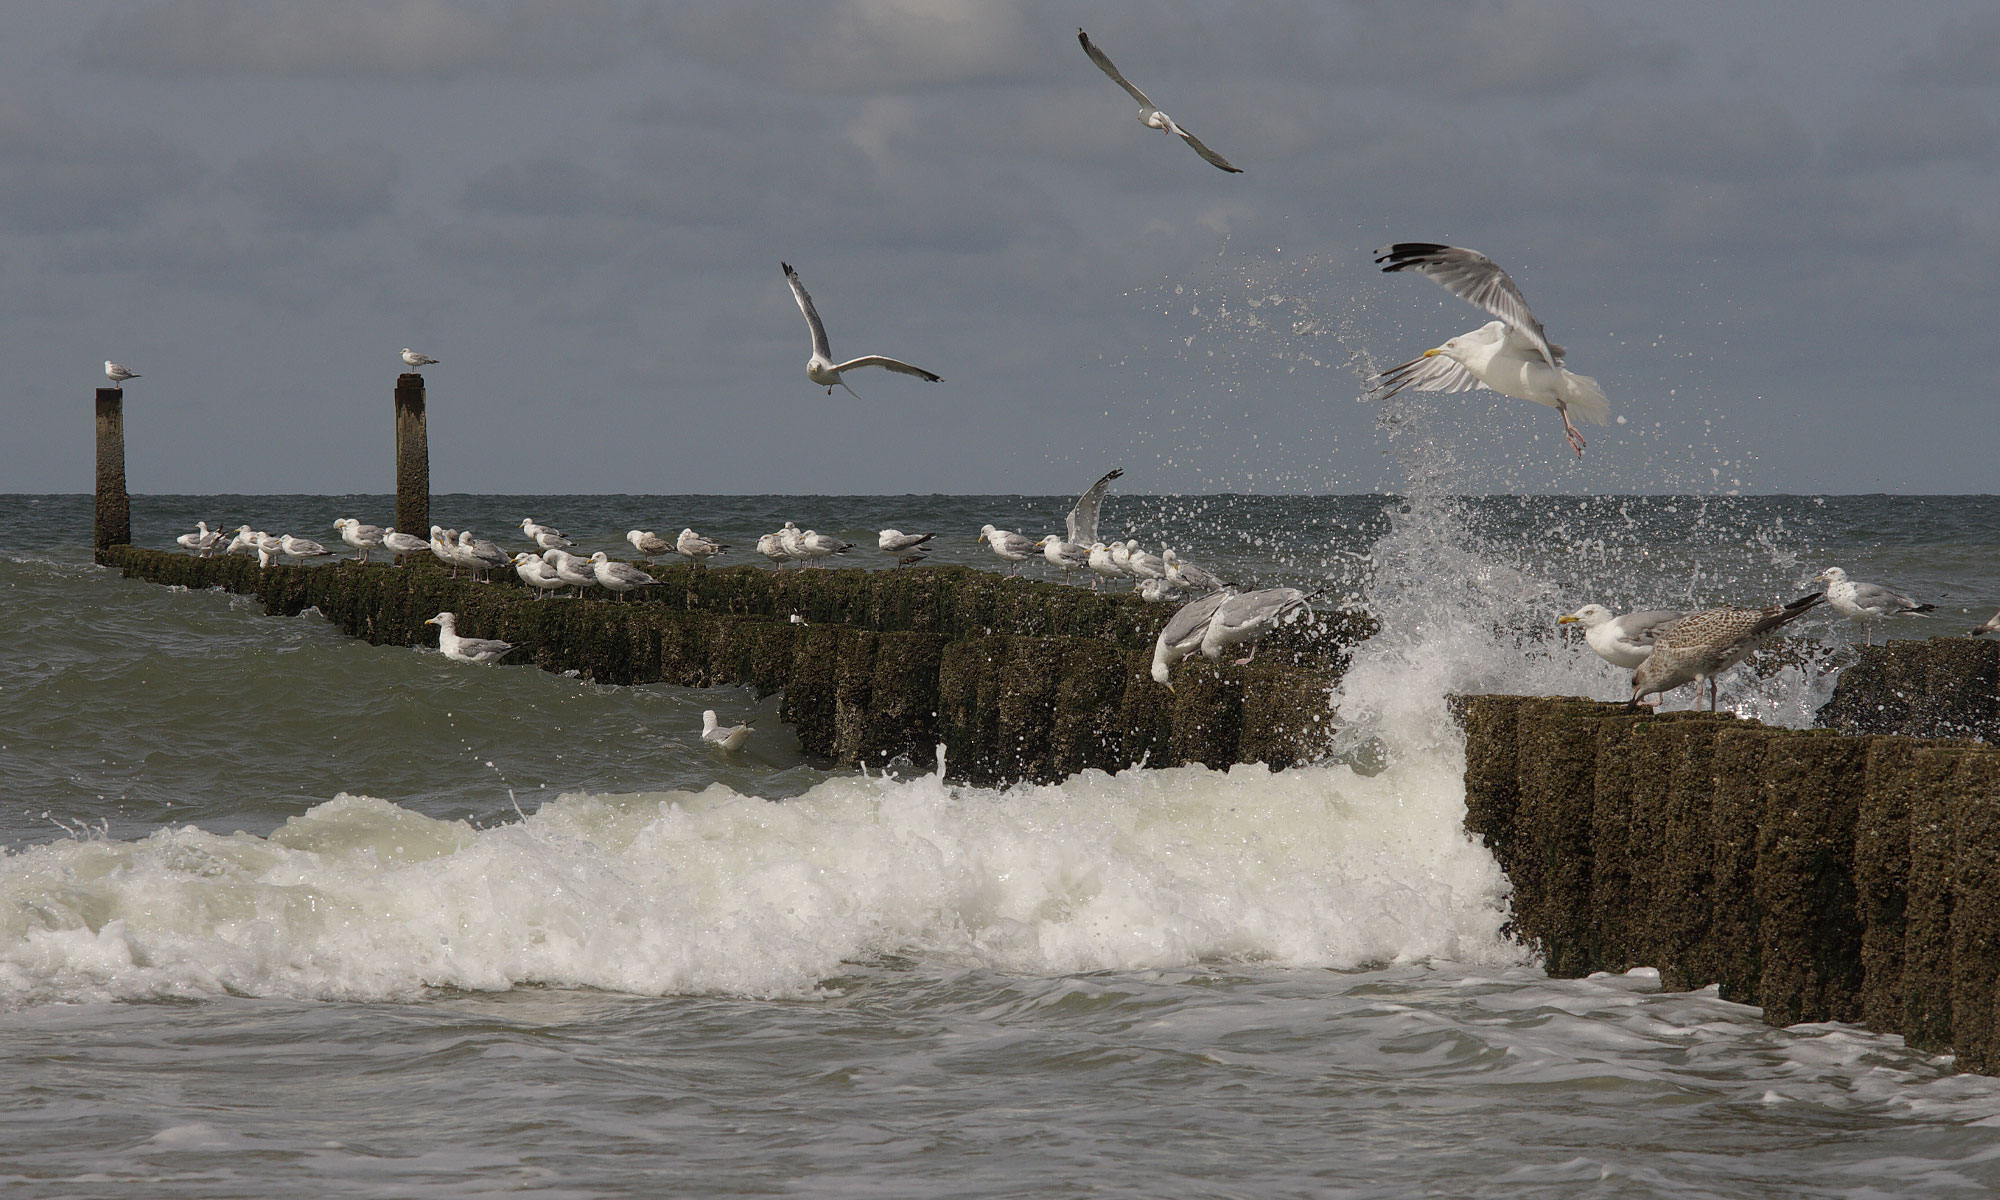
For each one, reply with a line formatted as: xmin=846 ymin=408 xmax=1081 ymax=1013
xmin=1332 ymin=0 xmax=1679 ymax=100
xmin=1830 ymin=91 xmax=1995 ymax=169
xmin=76 ymin=0 xmax=629 ymax=81
xmin=1557 ymin=96 xmax=1812 ymax=182
xmin=0 ymin=99 xmax=203 ymax=234
xmin=231 ymin=141 xmax=403 ymax=230
xmin=1898 ymin=13 xmax=2000 ymax=88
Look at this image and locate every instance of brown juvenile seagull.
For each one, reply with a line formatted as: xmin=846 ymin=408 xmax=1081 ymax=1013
xmin=1629 ymin=593 xmax=1824 ymax=712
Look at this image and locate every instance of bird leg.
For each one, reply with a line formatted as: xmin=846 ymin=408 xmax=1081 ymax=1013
xmin=1558 ymin=403 xmax=1587 ymax=458
xmin=1234 ymin=644 xmax=1260 ymax=666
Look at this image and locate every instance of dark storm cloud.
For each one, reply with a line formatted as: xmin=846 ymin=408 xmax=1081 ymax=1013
xmin=231 ymin=141 xmax=403 ymax=230
xmin=0 ymin=98 xmax=202 ymax=234
xmin=76 ymin=0 xmax=629 ymax=81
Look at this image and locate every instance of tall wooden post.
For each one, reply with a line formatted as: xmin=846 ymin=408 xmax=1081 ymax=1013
xmin=394 ymin=373 xmax=429 ymax=536
xmin=94 ymin=387 xmax=130 ymax=562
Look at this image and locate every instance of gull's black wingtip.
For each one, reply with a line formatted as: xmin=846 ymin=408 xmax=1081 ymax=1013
xmin=780 ymin=261 xmax=793 ymax=275
xmin=1374 ymin=242 xmax=1452 ymax=271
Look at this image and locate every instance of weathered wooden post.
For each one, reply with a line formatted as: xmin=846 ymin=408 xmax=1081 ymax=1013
xmin=94 ymin=387 xmax=130 ymax=562
xmin=394 ymin=373 xmax=429 ymax=536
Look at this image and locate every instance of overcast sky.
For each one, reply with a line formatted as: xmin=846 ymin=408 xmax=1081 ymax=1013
xmin=6 ymin=1 xmax=1997 ymax=496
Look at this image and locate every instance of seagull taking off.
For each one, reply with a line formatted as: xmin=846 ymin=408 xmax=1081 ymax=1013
xmin=782 ymin=262 xmax=942 ymax=397
xmin=105 ymin=361 xmax=140 ymax=387
xmin=401 ymin=349 xmax=438 ymax=367
xmin=1078 ymin=28 xmax=1242 ymax=174
xmin=1374 ymin=243 xmax=1610 ymax=458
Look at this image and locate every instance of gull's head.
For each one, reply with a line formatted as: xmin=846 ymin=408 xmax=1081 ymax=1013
xmin=590 ymin=551 xmax=609 ymax=564
xmin=1559 ymin=604 xmax=1612 ymax=628
xmin=978 ymin=527 xmax=991 ymax=544
xmin=425 ymin=612 xmax=453 ymax=628
xmin=702 ymin=709 xmax=719 ymax=733
xmin=333 ymin=518 xmax=350 ymax=532
xmin=1816 ymin=567 xmax=1847 ymax=584
xmin=521 ymin=519 xmax=536 ymax=531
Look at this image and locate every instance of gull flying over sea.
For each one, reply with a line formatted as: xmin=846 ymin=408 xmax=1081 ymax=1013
xmin=1558 ymin=604 xmax=1687 ymax=670
xmin=783 ymin=262 xmax=942 ymax=397
xmin=1374 ymin=243 xmax=1610 ymax=458
xmin=1077 ymin=28 xmax=1242 ymax=174
xmin=105 ymin=361 xmax=140 ymax=387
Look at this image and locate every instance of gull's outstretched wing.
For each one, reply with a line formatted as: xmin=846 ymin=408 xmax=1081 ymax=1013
xmin=782 ymin=262 xmax=832 ymax=360
xmin=831 ymin=355 xmax=941 ymax=382
xmin=1078 ymin=28 xmax=1154 ymax=109
xmin=1067 ymin=467 xmax=1123 ymax=545
xmin=1173 ymin=123 xmax=1242 ymax=173
xmin=1375 ymin=243 xmax=1556 ymax=369
xmin=1374 ymin=349 xmax=1486 ymax=399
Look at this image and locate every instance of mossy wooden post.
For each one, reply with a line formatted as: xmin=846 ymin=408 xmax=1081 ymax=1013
xmin=94 ymin=387 xmax=131 ymax=562
xmin=394 ymin=373 xmax=429 ymax=537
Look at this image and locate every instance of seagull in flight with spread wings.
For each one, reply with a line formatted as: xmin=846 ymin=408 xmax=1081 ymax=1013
xmin=1078 ymin=27 xmax=1242 ymax=174
xmin=1374 ymin=243 xmax=1609 ymax=458
xmin=782 ymin=262 xmax=942 ymax=398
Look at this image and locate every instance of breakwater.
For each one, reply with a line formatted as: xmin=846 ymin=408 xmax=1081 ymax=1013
xmin=1455 ymin=693 xmax=2000 ymax=1073
xmin=105 ymin=546 xmax=1370 ymax=785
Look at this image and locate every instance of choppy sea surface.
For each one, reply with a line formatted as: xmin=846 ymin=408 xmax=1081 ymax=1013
xmin=7 ymin=489 xmax=2000 ymax=1197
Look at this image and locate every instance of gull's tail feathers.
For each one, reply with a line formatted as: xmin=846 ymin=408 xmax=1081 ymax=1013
xmin=1560 ymin=370 xmax=1611 ymax=425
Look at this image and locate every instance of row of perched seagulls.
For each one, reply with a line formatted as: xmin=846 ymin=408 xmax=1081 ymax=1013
xmin=1559 ymin=565 xmax=1941 ymax=711
xmin=976 ymin=467 xmax=1229 ymax=601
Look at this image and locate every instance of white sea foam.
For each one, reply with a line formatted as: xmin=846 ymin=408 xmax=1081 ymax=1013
xmin=0 ymin=749 xmax=1517 ymax=1003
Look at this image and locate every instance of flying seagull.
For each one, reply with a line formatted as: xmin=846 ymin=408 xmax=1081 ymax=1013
xmin=782 ymin=262 xmax=942 ymax=397
xmin=1374 ymin=243 xmax=1609 ymax=458
xmin=401 ymin=349 xmax=439 ymax=367
xmin=105 ymin=361 xmax=140 ymax=387
xmin=1078 ymin=28 xmax=1242 ymax=174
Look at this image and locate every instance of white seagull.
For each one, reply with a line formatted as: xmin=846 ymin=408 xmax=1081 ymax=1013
xmin=381 ymin=528 xmax=430 ymax=563
xmin=878 ymin=529 xmax=936 ymax=555
xmin=589 ymin=551 xmax=656 ymax=600
xmin=333 ymin=518 xmax=386 ymax=563
xmin=456 ymin=530 xmax=510 ymax=582
xmin=627 ymin=530 xmax=672 ymax=557
xmin=279 ymin=534 xmax=332 ymax=564
xmin=756 ymin=532 xmax=792 ymax=566
xmin=105 ymin=361 xmax=140 ymax=387
xmin=978 ymin=525 xmax=1038 ymax=575
xmin=176 ymin=521 xmax=224 ymax=557
xmin=1151 ymin=590 xmax=1237 ymax=689
xmin=799 ymin=530 xmax=853 ymax=565
xmin=1162 ymin=548 xmax=1226 ymax=593
xmin=678 ymin=528 xmax=728 ymax=567
xmin=1037 ymin=534 xmax=1091 ymax=579
xmin=425 ymin=611 xmax=516 ymax=665
xmin=1558 ymin=604 xmax=1687 ymax=670
xmin=512 ymin=552 xmax=566 ymax=598
xmin=1077 ymin=28 xmax=1242 ymax=174
xmin=1086 ymin=542 xmax=1125 ymax=590
xmin=782 ymin=262 xmax=942 ymax=397
xmin=701 ymin=710 xmax=754 ymax=752
xmin=1200 ymin=587 xmax=1314 ymax=665
xmin=544 ymin=549 xmax=599 ymax=597
xmin=1815 ymin=567 xmax=1934 ymax=645
xmin=1374 ymin=243 xmax=1610 ymax=458
xmin=401 ymin=349 xmax=439 ymax=367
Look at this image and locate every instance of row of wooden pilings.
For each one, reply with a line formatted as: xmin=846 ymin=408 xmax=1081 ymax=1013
xmin=93 ymin=373 xmax=433 ymax=563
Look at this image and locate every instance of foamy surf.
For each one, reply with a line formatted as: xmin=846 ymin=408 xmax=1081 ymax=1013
xmin=0 ymin=750 xmax=1518 ymax=1005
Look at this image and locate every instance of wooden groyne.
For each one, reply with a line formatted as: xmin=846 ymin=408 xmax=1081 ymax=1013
xmin=1455 ymin=692 xmax=2000 ymax=1073
xmin=106 ymin=546 xmax=1370 ymax=786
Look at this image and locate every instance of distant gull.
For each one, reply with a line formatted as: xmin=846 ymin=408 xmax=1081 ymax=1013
xmin=176 ymin=521 xmax=223 ymax=557
xmin=1124 ymin=542 xmax=1167 ymax=580
xmin=105 ymin=361 xmax=140 ymax=387
xmin=456 ymin=530 xmax=509 ymax=582
xmin=1815 ymin=567 xmax=1934 ymax=645
xmin=512 ymin=552 xmax=566 ymax=598
xmin=1087 ymin=542 xmax=1125 ymax=589
xmin=589 ymin=551 xmax=656 ymax=600
xmin=1374 ymin=243 xmax=1610 ymax=457
xmin=1067 ymin=467 xmax=1122 ymax=547
xmin=783 ymin=262 xmax=942 ymax=397
xmin=797 ymin=530 xmax=853 ymax=566
xmin=1077 ymin=28 xmax=1242 ymax=174
xmin=426 ymin=611 xmax=516 ymax=665
xmin=401 ymin=349 xmax=439 ymax=367
xmin=678 ymin=528 xmax=728 ymax=567
xmin=1630 ymin=594 xmax=1824 ymax=711
xmin=777 ymin=522 xmax=808 ymax=560
xmin=381 ymin=528 xmax=430 ymax=563
xmin=1151 ymin=590 xmax=1236 ymax=689
xmin=1558 ymin=604 xmax=1686 ymax=670
xmin=1974 ymin=611 xmax=2000 ymax=637
xmin=978 ymin=525 xmax=1038 ymax=575
xmin=1137 ymin=577 xmax=1182 ymax=603
xmin=878 ymin=529 xmax=936 ymax=555
xmin=1200 ymin=587 xmax=1314 ymax=665
xmin=1162 ymin=548 xmax=1226 ymax=593
xmin=544 ymin=548 xmax=598 ymax=597
xmin=333 ymin=518 xmax=385 ymax=563
xmin=701 ymin=709 xmax=754 ymax=752
xmin=255 ymin=532 xmax=284 ymax=568
xmin=627 ymin=530 xmax=671 ymax=557
xmin=225 ymin=526 xmax=260 ymax=556
xmin=521 ymin=518 xmax=569 ymax=543
xmin=1038 ymin=534 xmax=1091 ymax=579
xmin=756 ymin=533 xmax=792 ymax=566
xmin=280 ymin=534 xmax=332 ymax=564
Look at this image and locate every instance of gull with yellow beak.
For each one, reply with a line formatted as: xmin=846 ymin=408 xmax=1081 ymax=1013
xmin=1374 ymin=243 xmax=1609 ymax=457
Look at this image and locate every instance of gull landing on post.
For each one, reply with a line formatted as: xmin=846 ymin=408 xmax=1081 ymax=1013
xmin=1373 ymin=243 xmax=1609 ymax=458
xmin=782 ymin=262 xmax=942 ymax=397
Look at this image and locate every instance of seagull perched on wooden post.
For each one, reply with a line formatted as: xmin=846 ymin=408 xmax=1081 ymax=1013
xmin=401 ymin=349 xmax=438 ymax=367
xmin=782 ymin=262 xmax=942 ymax=397
xmin=105 ymin=361 xmax=140 ymax=387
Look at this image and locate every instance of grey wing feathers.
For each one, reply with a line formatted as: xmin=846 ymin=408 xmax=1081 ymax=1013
xmin=1375 ymin=350 xmax=1485 ymax=398
xmin=833 ymin=355 xmax=942 ymax=382
xmin=1078 ymin=28 xmax=1154 ymax=108
xmin=1159 ymin=590 xmax=1233 ymax=647
xmin=1851 ymin=582 xmax=1929 ymax=614
xmin=1374 ymin=243 xmax=1556 ymax=368
xmin=1175 ymin=126 xmax=1242 ymax=173
xmin=783 ymin=262 xmax=832 ymax=360
xmin=464 ymin=637 xmax=514 ymax=656
xmin=1067 ymin=467 xmax=1123 ymax=545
